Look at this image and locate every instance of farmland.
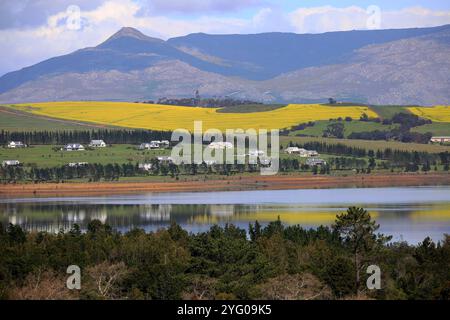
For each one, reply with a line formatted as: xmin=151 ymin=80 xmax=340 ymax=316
xmin=0 ymin=106 xmax=114 ymax=131
xmin=287 ymin=120 xmax=400 ymax=138
xmin=408 ymin=106 xmax=450 ymax=122
xmin=6 ymin=102 xmax=377 ymax=132
xmin=0 ymin=144 xmax=170 ymax=168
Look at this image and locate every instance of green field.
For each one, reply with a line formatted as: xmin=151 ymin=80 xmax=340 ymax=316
xmin=289 ymin=120 xmax=399 ymax=138
xmin=368 ymin=105 xmax=411 ymax=119
xmin=412 ymin=122 xmax=450 ymax=136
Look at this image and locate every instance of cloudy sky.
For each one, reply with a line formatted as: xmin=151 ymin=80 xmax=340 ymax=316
xmin=1 ymin=0 xmax=450 ymax=76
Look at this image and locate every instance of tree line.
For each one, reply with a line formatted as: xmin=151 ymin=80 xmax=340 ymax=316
xmin=287 ymin=141 xmax=447 ymax=167
xmin=0 ymin=207 xmax=448 ymax=300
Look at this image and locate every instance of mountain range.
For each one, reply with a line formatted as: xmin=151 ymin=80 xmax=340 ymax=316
xmin=1 ymin=25 xmax=450 ymax=105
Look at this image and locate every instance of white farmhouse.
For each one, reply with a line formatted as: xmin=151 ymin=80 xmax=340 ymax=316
xmin=285 ymin=147 xmax=318 ymax=157
xmin=208 ymin=141 xmax=233 ymax=149
xmin=2 ymin=160 xmax=20 ymax=167
xmin=63 ymin=143 xmax=85 ymax=151
xmin=249 ymin=149 xmax=265 ymax=157
xmin=7 ymin=141 xmax=27 ymax=148
xmin=89 ymin=139 xmax=106 ymax=147
xmin=138 ymin=163 xmax=153 ymax=171
xmin=430 ymin=136 xmax=450 ymax=144
xmin=68 ymin=162 xmax=88 ymax=167
xmin=306 ymin=158 xmax=327 ymax=166
xmin=139 ymin=142 xmax=160 ymax=150
xmin=259 ymin=156 xmax=272 ymax=166
xmin=157 ymin=156 xmax=173 ymax=164
xmin=285 ymin=147 xmax=300 ymax=154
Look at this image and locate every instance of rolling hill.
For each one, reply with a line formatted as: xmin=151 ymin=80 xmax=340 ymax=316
xmin=0 ymin=25 xmax=449 ymax=104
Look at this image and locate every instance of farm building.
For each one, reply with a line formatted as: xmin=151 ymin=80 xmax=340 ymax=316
xmin=285 ymin=147 xmax=318 ymax=157
xmin=138 ymin=163 xmax=153 ymax=171
xmin=2 ymin=160 xmax=21 ymax=167
xmin=160 ymin=140 xmax=170 ymax=147
xmin=68 ymin=162 xmax=88 ymax=167
xmin=306 ymin=158 xmax=327 ymax=166
xmin=285 ymin=147 xmax=300 ymax=154
xmin=259 ymin=156 xmax=272 ymax=166
xmin=208 ymin=141 xmax=233 ymax=149
xmin=249 ymin=149 xmax=265 ymax=157
xmin=7 ymin=141 xmax=27 ymax=148
xmin=430 ymin=136 xmax=450 ymax=143
xmin=139 ymin=142 xmax=159 ymax=150
xmin=203 ymin=160 xmax=217 ymax=166
xmin=63 ymin=144 xmax=85 ymax=151
xmin=89 ymin=140 xmax=106 ymax=147
xmin=157 ymin=156 xmax=173 ymax=164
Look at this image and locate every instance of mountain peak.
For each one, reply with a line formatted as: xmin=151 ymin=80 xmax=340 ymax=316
xmin=104 ymin=27 xmax=164 ymax=43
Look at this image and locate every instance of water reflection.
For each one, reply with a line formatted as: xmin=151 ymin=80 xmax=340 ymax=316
xmin=1 ymin=187 xmax=450 ymax=244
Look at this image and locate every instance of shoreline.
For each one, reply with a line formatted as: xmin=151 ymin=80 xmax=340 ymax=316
xmin=1 ymin=173 xmax=450 ymax=197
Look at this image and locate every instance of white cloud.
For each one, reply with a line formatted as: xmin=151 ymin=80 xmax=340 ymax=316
xmin=289 ymin=5 xmax=450 ymax=33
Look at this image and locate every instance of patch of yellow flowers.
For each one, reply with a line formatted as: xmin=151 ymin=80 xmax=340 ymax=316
xmin=408 ymin=106 xmax=450 ymax=122
xmin=11 ymin=101 xmax=379 ymax=131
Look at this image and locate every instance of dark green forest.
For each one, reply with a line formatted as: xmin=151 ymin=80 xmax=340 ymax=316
xmin=0 ymin=207 xmax=448 ymax=300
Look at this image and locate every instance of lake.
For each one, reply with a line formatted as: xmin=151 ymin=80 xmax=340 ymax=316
xmin=1 ymin=186 xmax=450 ymax=244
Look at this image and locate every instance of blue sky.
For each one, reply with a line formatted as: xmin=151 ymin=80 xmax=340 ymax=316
xmin=1 ymin=0 xmax=450 ymax=75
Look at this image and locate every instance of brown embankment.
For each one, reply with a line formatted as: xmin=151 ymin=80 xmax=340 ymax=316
xmin=0 ymin=173 xmax=449 ymax=197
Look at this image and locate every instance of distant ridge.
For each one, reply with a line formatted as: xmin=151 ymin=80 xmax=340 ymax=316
xmin=0 ymin=24 xmax=449 ymax=105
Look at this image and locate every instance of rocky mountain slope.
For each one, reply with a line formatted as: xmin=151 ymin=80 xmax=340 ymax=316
xmin=0 ymin=25 xmax=449 ymax=104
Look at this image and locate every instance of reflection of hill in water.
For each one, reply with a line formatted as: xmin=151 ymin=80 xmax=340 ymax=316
xmin=1 ymin=202 xmax=450 ymax=235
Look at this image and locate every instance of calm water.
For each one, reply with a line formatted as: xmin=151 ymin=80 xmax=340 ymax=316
xmin=1 ymin=186 xmax=450 ymax=244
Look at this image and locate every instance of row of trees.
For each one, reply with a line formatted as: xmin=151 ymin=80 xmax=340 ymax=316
xmin=0 ymin=160 xmax=333 ymax=183
xmin=1 ymin=207 xmax=448 ymax=300
xmin=288 ymin=141 xmax=445 ymax=167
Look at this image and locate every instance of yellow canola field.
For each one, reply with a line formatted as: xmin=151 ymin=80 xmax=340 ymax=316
xmin=10 ymin=101 xmax=377 ymax=131
xmin=408 ymin=106 xmax=450 ymax=122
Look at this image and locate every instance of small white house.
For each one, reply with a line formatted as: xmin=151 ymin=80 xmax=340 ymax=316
xmin=259 ymin=156 xmax=272 ymax=166
xmin=7 ymin=141 xmax=27 ymax=148
xmin=138 ymin=163 xmax=153 ymax=171
xmin=208 ymin=141 xmax=233 ymax=149
xmin=203 ymin=160 xmax=217 ymax=166
xmin=430 ymin=136 xmax=450 ymax=144
xmin=2 ymin=160 xmax=20 ymax=167
xmin=306 ymin=158 xmax=327 ymax=166
xmin=285 ymin=147 xmax=300 ymax=154
xmin=68 ymin=162 xmax=88 ymax=167
xmin=139 ymin=142 xmax=160 ymax=150
xmin=160 ymin=140 xmax=170 ymax=147
xmin=299 ymin=149 xmax=319 ymax=158
xmin=89 ymin=140 xmax=106 ymax=148
xmin=63 ymin=144 xmax=85 ymax=151
xmin=285 ymin=147 xmax=318 ymax=157
xmin=157 ymin=156 xmax=173 ymax=163
xmin=249 ymin=149 xmax=265 ymax=157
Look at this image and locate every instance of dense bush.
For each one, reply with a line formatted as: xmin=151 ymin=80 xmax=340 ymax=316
xmin=0 ymin=208 xmax=448 ymax=300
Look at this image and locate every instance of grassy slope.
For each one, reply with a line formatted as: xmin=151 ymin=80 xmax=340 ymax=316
xmin=368 ymin=105 xmax=411 ymax=119
xmin=289 ymin=120 xmax=399 ymax=138
xmin=412 ymin=123 xmax=450 ymax=136
xmin=0 ymin=106 xmax=119 ymax=131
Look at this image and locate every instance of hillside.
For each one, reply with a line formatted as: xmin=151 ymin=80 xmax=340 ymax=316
xmin=0 ymin=25 xmax=450 ymax=104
